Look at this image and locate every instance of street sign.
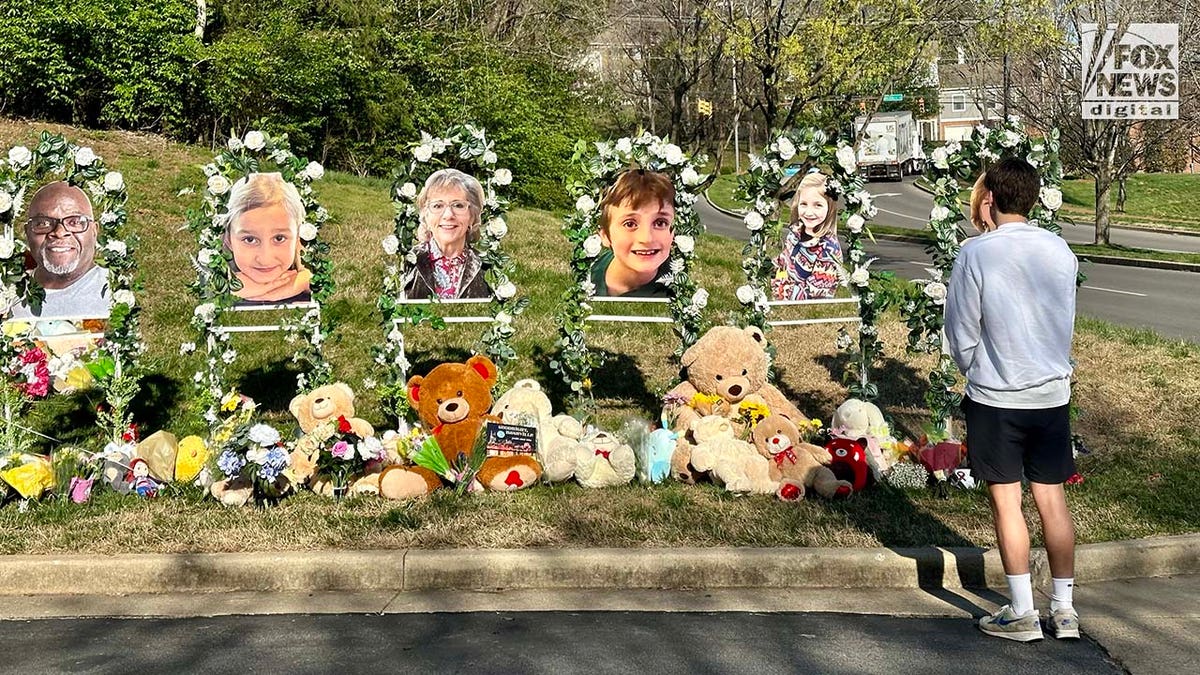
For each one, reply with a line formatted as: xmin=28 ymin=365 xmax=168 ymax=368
xmin=697 ymin=99 xmax=713 ymax=116
xmin=883 ymin=93 xmax=904 ymax=102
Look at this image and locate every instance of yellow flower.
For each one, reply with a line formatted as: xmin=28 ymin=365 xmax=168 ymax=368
xmin=2 ymin=321 xmax=31 ymax=338
xmin=738 ymin=400 xmax=771 ymax=423
xmin=63 ymin=365 xmax=94 ymax=391
xmin=220 ymin=391 xmax=240 ymax=412
xmin=810 ymin=418 xmax=823 ymax=428
xmin=690 ymin=392 xmax=722 ymax=408
xmin=582 ymin=378 xmax=592 ymax=390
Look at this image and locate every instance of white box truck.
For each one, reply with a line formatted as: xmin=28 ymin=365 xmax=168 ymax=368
xmin=854 ymin=111 xmax=922 ymax=181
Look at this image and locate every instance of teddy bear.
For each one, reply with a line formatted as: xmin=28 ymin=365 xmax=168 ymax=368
xmin=572 ymin=429 xmax=636 ymax=488
xmin=490 ymin=378 xmax=583 ymax=482
xmin=288 ymin=382 xmax=379 ymax=495
xmin=687 ymin=415 xmax=776 ymax=495
xmin=663 ymin=325 xmax=809 ymax=484
xmin=831 ymin=398 xmax=896 ymax=480
xmin=825 ymin=437 xmax=871 ymax=492
xmin=751 ymin=414 xmax=852 ymax=500
xmin=537 ymin=416 xmax=587 ymax=483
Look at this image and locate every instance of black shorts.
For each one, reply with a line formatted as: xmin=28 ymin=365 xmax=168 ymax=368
xmin=962 ymin=396 xmax=1074 ymax=484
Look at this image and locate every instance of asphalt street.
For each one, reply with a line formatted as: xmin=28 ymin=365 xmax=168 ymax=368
xmin=696 ymin=194 xmax=1200 ymax=342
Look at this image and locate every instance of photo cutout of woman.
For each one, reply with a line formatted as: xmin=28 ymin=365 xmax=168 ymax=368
xmin=590 ymin=169 xmax=675 ymax=298
xmin=771 ymin=171 xmax=844 ymax=301
xmin=223 ymin=173 xmax=312 ymax=305
xmin=403 ymin=169 xmax=490 ymax=300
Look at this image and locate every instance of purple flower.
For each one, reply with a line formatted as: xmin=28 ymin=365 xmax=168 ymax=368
xmin=331 ymin=440 xmax=352 ymax=460
xmin=217 ymin=449 xmax=245 ymax=477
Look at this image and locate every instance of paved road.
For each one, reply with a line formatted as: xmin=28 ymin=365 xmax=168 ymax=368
xmin=696 ymin=198 xmax=1200 ymax=342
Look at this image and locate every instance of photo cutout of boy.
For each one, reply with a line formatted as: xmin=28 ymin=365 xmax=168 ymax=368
xmin=222 ymin=173 xmax=312 ymax=305
xmin=771 ymin=171 xmax=844 ymax=301
xmin=590 ymin=169 xmax=675 ymax=298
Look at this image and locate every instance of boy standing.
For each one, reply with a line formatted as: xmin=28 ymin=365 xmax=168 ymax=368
xmin=945 ymin=158 xmax=1080 ymax=642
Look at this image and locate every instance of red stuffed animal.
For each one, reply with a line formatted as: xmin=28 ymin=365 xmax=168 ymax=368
xmin=825 ymin=437 xmax=870 ymax=492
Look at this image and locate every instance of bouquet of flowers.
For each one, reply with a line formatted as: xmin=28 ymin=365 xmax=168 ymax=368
xmin=51 ymin=446 xmax=104 ymax=503
xmin=210 ymin=393 xmax=293 ymax=502
xmin=407 ymin=431 xmax=488 ymax=496
xmin=313 ymin=415 xmax=386 ymax=493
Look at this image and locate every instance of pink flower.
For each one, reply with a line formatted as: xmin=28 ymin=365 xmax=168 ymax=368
xmin=17 ymin=347 xmax=50 ymax=398
xmin=331 ymin=440 xmax=352 ymax=460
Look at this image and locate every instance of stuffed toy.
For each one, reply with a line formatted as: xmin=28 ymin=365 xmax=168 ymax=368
xmin=175 ymin=436 xmax=209 ymax=483
xmin=626 ymin=415 xmax=676 ymax=484
xmin=289 ymin=382 xmax=374 ymax=438
xmin=825 ymin=437 xmax=870 ymax=492
xmin=751 ymin=414 xmax=852 ymax=500
xmin=490 ymin=378 xmax=582 ymax=480
xmin=127 ymin=458 xmax=159 ymax=498
xmin=663 ymin=325 xmax=808 ymax=483
xmin=538 ymin=416 xmax=587 ymax=483
xmin=572 ymin=429 xmax=636 ymax=488
xmin=831 ymin=398 xmax=896 ymax=480
xmin=211 ymin=476 xmax=253 ymax=507
xmin=687 ymin=415 xmax=776 ymax=494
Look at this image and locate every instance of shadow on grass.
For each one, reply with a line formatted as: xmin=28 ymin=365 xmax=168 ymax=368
xmin=404 ymin=347 xmax=476 ymax=379
xmin=529 ymin=345 xmax=661 ymax=416
xmin=239 ymin=359 xmax=305 ymax=412
xmin=130 ymin=373 xmax=184 ymax=434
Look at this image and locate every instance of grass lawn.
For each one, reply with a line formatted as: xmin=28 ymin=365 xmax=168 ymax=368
xmin=1 ymin=119 xmax=1198 ymax=554
xmin=1060 ymin=174 xmax=1200 ymax=232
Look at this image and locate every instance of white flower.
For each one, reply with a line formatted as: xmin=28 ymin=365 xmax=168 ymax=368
xmin=691 ymin=288 xmax=709 ymax=309
xmin=575 ymin=195 xmax=596 ymax=212
xmin=194 ymin=303 xmax=217 ymax=322
xmin=931 ymin=147 xmax=949 ymax=170
xmin=246 ymin=447 xmax=269 ymax=465
xmin=113 ymin=289 xmax=135 ymax=307
xmin=582 ymin=234 xmax=603 ymax=257
xmin=180 ymin=342 xmax=196 ymax=355
xmin=495 ymin=311 xmax=513 ymax=325
xmin=7 ymin=146 xmax=32 ymax=168
xmin=675 ymin=235 xmax=695 ymax=254
xmin=413 ymin=144 xmax=434 ymax=162
xmin=248 ymin=424 xmax=281 ymax=447
xmin=197 ymin=249 xmax=214 ymax=265
xmin=382 ymin=234 xmax=399 ymax=255
xmin=398 ymin=182 xmax=417 ymax=200
xmin=207 ymin=174 xmax=232 ymax=196
xmin=744 ymin=211 xmax=764 ymax=231
xmin=302 ymin=161 xmax=324 ymax=181
xmin=846 ymin=214 xmax=865 ymax=233
xmin=1001 ymin=130 xmax=1021 ymax=148
xmin=930 ymin=205 xmax=951 ymax=222
xmin=850 ymin=267 xmax=870 ymax=286
xmin=295 ymin=221 xmax=316 ymax=241
xmin=495 ymin=280 xmax=517 ymax=299
xmin=486 ymin=217 xmax=508 ymax=238
xmin=102 ymin=171 xmax=124 ymax=192
xmin=836 ymin=145 xmax=857 ymax=173
xmin=776 ymin=137 xmax=797 ymax=161
xmin=979 ymin=148 xmax=999 ymax=162
xmin=0 ymin=191 xmax=11 ymax=215
xmin=615 ymin=138 xmax=633 ymax=154
xmin=662 ymin=144 xmax=686 ymax=165
xmin=227 ymin=137 xmax=244 ymax=152
xmin=581 ymin=280 xmax=596 ymax=297
xmin=0 ymin=232 xmax=15 ymax=258
xmin=100 ymin=240 xmax=126 ymax=257
xmin=680 ymin=167 xmax=701 ymax=186
xmin=73 ymin=146 xmax=97 ymax=166
xmin=482 ymin=151 xmax=498 ymax=165
xmin=736 ymin=285 xmax=756 ymax=305
xmin=924 ymin=281 xmax=947 ymax=305
xmin=243 ymin=131 xmax=266 ymax=151
xmin=1040 ymin=187 xmax=1063 ymax=211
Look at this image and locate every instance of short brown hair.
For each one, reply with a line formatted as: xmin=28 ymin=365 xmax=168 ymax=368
xmin=598 ymin=170 xmax=675 ymax=235
xmin=788 ymin=172 xmax=838 ymax=239
xmin=983 ymin=157 xmax=1039 ymax=217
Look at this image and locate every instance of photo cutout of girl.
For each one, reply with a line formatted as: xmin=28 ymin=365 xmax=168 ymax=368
xmin=969 ymin=172 xmax=997 ymax=233
xmin=590 ymin=169 xmax=675 ymax=298
xmin=223 ymin=173 xmax=312 ymax=305
xmin=403 ymin=168 xmax=490 ymax=300
xmin=771 ymin=171 xmax=844 ymax=301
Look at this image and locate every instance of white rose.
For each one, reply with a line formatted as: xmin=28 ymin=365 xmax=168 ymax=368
xmin=482 ymin=151 xmax=498 ymax=165
xmin=103 ymin=171 xmax=124 ymax=192
xmin=105 ymin=240 xmax=127 ymax=256
xmin=675 ymin=234 xmax=695 ymax=254
xmin=227 ymin=137 xmax=244 ymax=152
xmin=1040 ymin=187 xmax=1063 ymax=211
xmin=0 ymin=191 xmax=11 ymax=214
xmin=846 ymin=214 xmax=865 ymax=233
xmin=680 ymin=167 xmax=701 ymax=186
xmin=73 ymin=146 xmax=97 ymax=166
xmin=197 ymin=249 xmax=213 ymax=265
xmin=7 ymin=146 xmax=32 ymax=168
xmin=486 ymin=218 xmax=508 ymax=238
xmin=691 ymin=288 xmax=709 ymax=309
xmin=303 ymin=161 xmax=324 ymax=181
xmin=493 ymin=168 xmax=512 ymax=186
xmin=0 ymin=232 xmax=15 ymax=259
xmin=243 ymin=131 xmax=266 ymax=151
xmin=930 ymin=205 xmax=951 ymax=222
xmin=776 ymin=137 xmax=796 ymax=161
xmin=736 ymin=285 xmax=756 ymax=305
xmin=207 ymin=174 xmax=232 ymax=196
xmin=495 ymin=311 xmax=513 ymax=325
xmin=495 ymin=280 xmax=517 ymax=299
xmin=582 ymin=234 xmax=603 ymax=257
xmin=1002 ymin=130 xmax=1021 ymax=148
xmin=836 ymin=145 xmax=857 ymax=173
xmin=744 ymin=211 xmax=764 ymax=231
xmin=576 ymin=195 xmax=596 ymax=212
xmin=850 ymin=267 xmax=870 ymax=287
xmin=298 ymin=222 xmax=318 ymax=241
xmin=615 ymin=138 xmax=633 ymax=154
xmin=113 ymin=289 xmax=135 ymax=307
xmin=931 ymin=147 xmax=949 ymax=170
xmin=398 ymin=182 xmax=417 ymax=200
xmin=382 ymin=235 xmax=399 ymax=255
xmin=413 ymin=144 xmax=434 ymax=162
xmin=194 ymin=303 xmax=217 ymax=322
xmin=924 ymin=281 xmax=947 ymax=305
xmin=662 ymin=144 xmax=686 ymax=165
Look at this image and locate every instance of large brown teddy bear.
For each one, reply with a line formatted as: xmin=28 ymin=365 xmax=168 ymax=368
xmin=751 ymin=413 xmax=851 ymax=500
xmin=665 ymin=325 xmax=808 ymax=483
xmin=379 ymin=355 xmax=542 ymax=498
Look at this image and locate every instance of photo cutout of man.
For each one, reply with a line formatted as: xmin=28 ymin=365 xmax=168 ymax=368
xmin=9 ymin=181 xmax=112 ymax=320
xmin=589 ymin=169 xmax=676 ymax=298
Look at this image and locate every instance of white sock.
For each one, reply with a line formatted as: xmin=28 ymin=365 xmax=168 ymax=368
xmin=1051 ymin=577 xmax=1075 ymax=612
xmin=1006 ymin=573 xmax=1035 ymax=615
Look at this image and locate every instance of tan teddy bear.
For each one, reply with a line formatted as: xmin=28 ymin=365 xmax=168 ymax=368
xmin=664 ymin=325 xmax=809 ymax=483
xmin=687 ymin=415 xmax=776 ymax=495
xmin=751 ymin=413 xmax=852 ymax=500
xmin=490 ymin=379 xmax=582 ymax=482
xmin=288 ymin=382 xmax=378 ymax=495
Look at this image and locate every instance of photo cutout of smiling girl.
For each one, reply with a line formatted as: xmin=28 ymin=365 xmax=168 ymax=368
xmin=223 ymin=173 xmax=312 ymax=305
xmin=590 ymin=169 xmax=676 ymax=298
xmin=771 ymin=171 xmax=844 ymax=301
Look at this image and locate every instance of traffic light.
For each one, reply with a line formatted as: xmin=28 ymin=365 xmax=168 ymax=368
xmin=858 ymin=100 xmax=866 ymax=113
xmin=697 ymin=99 xmax=713 ymax=116
xmin=918 ymin=97 xmax=926 ymax=114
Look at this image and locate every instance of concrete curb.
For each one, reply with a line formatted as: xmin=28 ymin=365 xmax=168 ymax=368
xmin=2 ymin=534 xmax=1197 ymax=596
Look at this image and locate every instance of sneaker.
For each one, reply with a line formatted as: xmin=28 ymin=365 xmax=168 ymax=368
xmin=978 ymin=605 xmax=1044 ymax=642
xmin=1047 ymin=607 xmax=1081 ymax=639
